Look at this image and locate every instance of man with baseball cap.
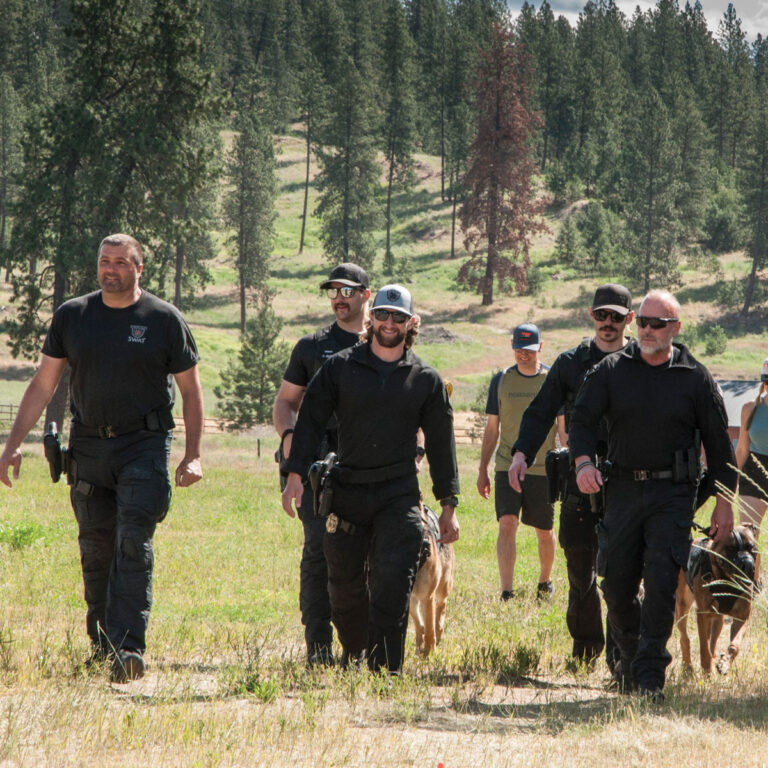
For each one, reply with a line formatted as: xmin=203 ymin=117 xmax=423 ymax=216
xmin=508 ymin=283 xmax=634 ymax=670
xmin=282 ymin=284 xmax=459 ymax=673
xmin=478 ymin=323 xmax=562 ymax=602
xmin=273 ymin=263 xmax=370 ymax=667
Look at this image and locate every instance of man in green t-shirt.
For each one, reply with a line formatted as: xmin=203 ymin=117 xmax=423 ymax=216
xmin=477 ymin=324 xmax=561 ymax=602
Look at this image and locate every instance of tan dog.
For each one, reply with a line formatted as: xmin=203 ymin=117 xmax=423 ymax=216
xmin=409 ymin=503 xmax=455 ymax=654
xmin=675 ymin=524 xmax=759 ymax=674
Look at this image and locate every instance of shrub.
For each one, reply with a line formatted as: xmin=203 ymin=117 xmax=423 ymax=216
xmin=703 ymin=325 xmax=727 ymax=356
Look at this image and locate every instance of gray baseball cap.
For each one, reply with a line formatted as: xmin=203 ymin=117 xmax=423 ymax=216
xmin=372 ymin=284 xmax=414 ymax=317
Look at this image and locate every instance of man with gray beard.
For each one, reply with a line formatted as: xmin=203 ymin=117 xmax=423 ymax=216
xmin=569 ymin=289 xmax=735 ymax=701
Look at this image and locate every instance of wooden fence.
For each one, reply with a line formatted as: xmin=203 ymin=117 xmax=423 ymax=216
xmin=0 ymin=405 xmax=484 ymax=445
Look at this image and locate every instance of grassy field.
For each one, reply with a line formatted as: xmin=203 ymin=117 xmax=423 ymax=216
xmin=0 ymin=437 xmax=765 ymax=767
xmin=0 ymin=135 xmax=766 ymax=765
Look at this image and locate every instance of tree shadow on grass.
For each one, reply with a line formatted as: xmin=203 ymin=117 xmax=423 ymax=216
xmin=0 ymin=364 xmax=36 ymax=381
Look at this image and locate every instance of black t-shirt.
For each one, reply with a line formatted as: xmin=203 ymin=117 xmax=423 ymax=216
xmin=282 ymin=322 xmax=360 ymax=387
xmin=42 ymin=290 xmax=199 ymax=427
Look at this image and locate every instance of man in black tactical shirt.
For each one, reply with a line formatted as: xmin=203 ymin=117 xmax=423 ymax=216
xmin=508 ymin=284 xmax=633 ymax=668
xmin=0 ymin=233 xmax=204 ymax=683
xmin=272 ymin=263 xmax=370 ymax=667
xmin=281 ymin=284 xmax=459 ymax=674
xmin=571 ymin=289 xmax=735 ymax=700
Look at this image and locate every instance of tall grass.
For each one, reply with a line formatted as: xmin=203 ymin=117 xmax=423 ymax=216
xmin=0 ymin=437 xmax=764 ymax=766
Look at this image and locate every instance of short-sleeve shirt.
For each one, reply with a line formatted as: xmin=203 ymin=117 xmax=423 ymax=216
xmin=486 ymin=364 xmax=555 ymax=475
xmin=42 ymin=290 xmax=199 ymax=427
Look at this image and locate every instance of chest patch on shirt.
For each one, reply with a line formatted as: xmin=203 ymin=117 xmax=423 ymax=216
xmin=129 ymin=325 xmax=148 ymax=343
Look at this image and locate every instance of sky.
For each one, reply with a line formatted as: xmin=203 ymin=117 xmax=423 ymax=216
xmin=507 ymin=1 xmax=768 ymax=41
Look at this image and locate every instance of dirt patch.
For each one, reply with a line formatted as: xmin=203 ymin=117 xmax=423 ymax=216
xmin=419 ymin=325 xmax=473 ymax=344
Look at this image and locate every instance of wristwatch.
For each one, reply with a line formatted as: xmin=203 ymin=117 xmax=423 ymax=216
xmin=440 ymin=495 xmax=459 ymax=508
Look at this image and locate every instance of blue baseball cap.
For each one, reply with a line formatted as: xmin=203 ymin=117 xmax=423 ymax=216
xmin=512 ymin=323 xmax=541 ymax=350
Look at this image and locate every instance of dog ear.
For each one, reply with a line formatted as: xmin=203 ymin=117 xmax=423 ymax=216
xmin=742 ymin=522 xmax=758 ymax=537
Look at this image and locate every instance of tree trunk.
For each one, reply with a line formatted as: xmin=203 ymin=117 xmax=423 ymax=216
xmin=44 ymin=269 xmax=69 ymax=434
xmin=174 ymin=243 xmax=184 ymax=308
xmin=450 ymin=177 xmax=457 ymax=259
xmin=384 ymin=155 xmax=394 ymax=273
xmin=299 ymin=108 xmax=311 ymax=254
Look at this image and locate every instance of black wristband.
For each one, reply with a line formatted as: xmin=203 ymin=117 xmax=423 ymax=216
xmin=440 ymin=495 xmax=459 ymax=508
xmin=415 ymin=446 xmax=426 ymax=457
xmin=281 ymin=428 xmax=294 ymax=443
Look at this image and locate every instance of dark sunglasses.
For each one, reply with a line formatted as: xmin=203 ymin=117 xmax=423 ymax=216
xmin=326 ymin=286 xmax=361 ymax=299
xmin=636 ymin=316 xmax=678 ymax=329
xmin=593 ymin=309 xmax=626 ymax=323
xmin=373 ymin=308 xmax=409 ymax=324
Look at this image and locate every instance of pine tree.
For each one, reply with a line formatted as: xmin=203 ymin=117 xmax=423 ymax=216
xmin=0 ymin=74 xmax=23 ymax=271
xmin=224 ymin=111 xmax=278 ymax=333
xmin=381 ymin=0 xmax=417 ymax=274
xmin=458 ymin=24 xmax=547 ymax=306
xmin=215 ymin=290 xmax=291 ymax=429
xmin=619 ymin=86 xmax=681 ymax=292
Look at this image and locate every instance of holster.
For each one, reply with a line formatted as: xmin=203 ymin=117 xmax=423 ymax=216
xmin=673 ymin=446 xmax=699 ymax=483
xmin=589 ymin=459 xmax=611 ymax=517
xmin=545 ymin=448 xmax=570 ymax=504
xmin=274 ymin=440 xmax=290 ymax=492
xmin=43 ymin=422 xmax=68 ymax=484
xmin=308 ymin=452 xmax=337 ymax=517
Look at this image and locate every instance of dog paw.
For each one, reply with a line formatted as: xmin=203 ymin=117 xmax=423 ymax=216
xmin=716 ymin=654 xmax=730 ymax=675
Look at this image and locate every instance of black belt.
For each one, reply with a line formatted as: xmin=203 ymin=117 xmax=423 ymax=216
xmin=333 ymin=460 xmax=415 ymax=484
xmin=71 ymin=409 xmax=174 ymax=439
xmin=610 ymin=466 xmax=674 ymax=482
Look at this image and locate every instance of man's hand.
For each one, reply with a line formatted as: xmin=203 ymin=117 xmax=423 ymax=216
xmin=175 ymin=457 xmax=203 ymax=487
xmin=477 ymin=467 xmax=491 ymax=499
xmin=508 ymin=451 xmax=528 ymax=493
xmin=709 ymin=495 xmax=734 ymax=543
xmin=574 ymin=455 xmax=602 ymax=494
xmin=438 ymin=505 xmax=459 ymax=543
xmin=282 ymin=472 xmax=304 ymax=518
xmin=0 ymin=447 xmax=22 ymax=488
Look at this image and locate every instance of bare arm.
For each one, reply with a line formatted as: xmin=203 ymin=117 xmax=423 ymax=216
xmin=0 ymin=355 xmax=68 ymax=487
xmin=273 ymin=379 xmax=306 ymax=458
xmin=477 ymin=414 xmax=499 ymax=499
xmin=735 ymin=401 xmax=754 ymax=470
xmin=173 ymin=365 xmax=204 ymax=487
xmin=556 ymin=414 xmax=568 ymax=448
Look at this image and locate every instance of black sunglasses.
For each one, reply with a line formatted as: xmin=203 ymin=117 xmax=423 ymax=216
xmin=373 ymin=308 xmax=409 ymax=324
xmin=593 ymin=309 xmax=626 ymax=323
xmin=326 ymin=286 xmax=361 ymax=299
xmin=636 ymin=316 xmax=678 ymax=329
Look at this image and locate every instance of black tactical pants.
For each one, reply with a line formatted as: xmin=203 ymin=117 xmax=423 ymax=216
xmin=297 ymin=488 xmax=333 ymax=655
xmin=323 ymin=473 xmax=423 ymax=673
xmin=558 ymin=488 xmax=607 ymax=663
xmin=69 ymin=430 xmax=172 ymax=656
xmin=598 ymin=478 xmax=693 ymax=691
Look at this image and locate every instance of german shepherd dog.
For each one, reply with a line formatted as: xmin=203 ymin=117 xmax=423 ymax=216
xmin=409 ymin=503 xmax=455 ymax=654
xmin=675 ymin=524 xmax=759 ymax=674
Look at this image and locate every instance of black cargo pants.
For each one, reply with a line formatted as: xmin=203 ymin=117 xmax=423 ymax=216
xmin=297 ymin=487 xmax=333 ymax=655
xmin=323 ymin=473 xmax=424 ymax=673
xmin=598 ymin=478 xmax=693 ymax=691
xmin=68 ymin=429 xmax=172 ymax=656
xmin=558 ymin=472 xmax=607 ymax=663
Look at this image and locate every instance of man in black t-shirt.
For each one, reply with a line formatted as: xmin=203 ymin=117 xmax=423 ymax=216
xmin=0 ymin=233 xmax=204 ymax=683
xmin=272 ymin=263 xmax=370 ymax=667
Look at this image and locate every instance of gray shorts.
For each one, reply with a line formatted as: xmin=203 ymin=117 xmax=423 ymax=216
xmin=494 ymin=471 xmax=554 ymax=530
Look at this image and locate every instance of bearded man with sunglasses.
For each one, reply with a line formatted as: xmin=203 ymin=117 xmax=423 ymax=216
xmin=570 ymin=289 xmax=735 ymax=700
xmin=508 ymin=283 xmax=633 ymax=670
xmin=273 ymin=263 xmax=370 ymax=667
xmin=282 ymin=284 xmax=459 ymax=673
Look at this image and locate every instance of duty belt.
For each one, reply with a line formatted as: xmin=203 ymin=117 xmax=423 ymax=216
xmin=610 ymin=465 xmax=674 ymax=482
xmin=332 ymin=460 xmax=415 ymax=484
xmin=71 ymin=408 xmax=174 ymax=439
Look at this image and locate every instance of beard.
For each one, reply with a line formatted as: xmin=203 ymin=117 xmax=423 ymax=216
xmin=639 ymin=335 xmax=668 ymax=355
xmin=374 ymin=324 xmax=406 ymax=348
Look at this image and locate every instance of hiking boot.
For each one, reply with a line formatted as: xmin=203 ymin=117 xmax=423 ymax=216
xmin=339 ymin=649 xmax=365 ymax=671
xmin=500 ymin=589 xmax=515 ymax=602
xmin=607 ymin=660 xmax=634 ymax=694
xmin=536 ymin=581 xmax=555 ymax=600
xmin=307 ymin=644 xmax=335 ymax=668
xmin=110 ymin=649 xmax=146 ymax=683
xmin=637 ymin=685 xmax=665 ymax=704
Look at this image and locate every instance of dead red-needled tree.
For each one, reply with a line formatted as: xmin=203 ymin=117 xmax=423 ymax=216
xmin=459 ymin=24 xmax=547 ymax=306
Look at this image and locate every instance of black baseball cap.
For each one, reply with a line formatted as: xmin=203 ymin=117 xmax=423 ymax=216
xmin=592 ymin=283 xmax=632 ymax=315
xmin=512 ymin=323 xmax=541 ymax=350
xmin=319 ymin=263 xmax=369 ymax=290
